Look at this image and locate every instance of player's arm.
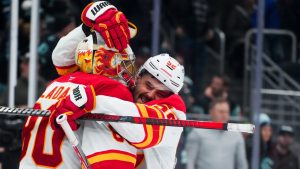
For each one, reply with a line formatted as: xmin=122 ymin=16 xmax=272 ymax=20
xmin=52 ymin=1 xmax=132 ymax=76
xmin=92 ymin=95 xmax=186 ymax=149
xmin=52 ymin=25 xmax=88 ymax=75
xmin=52 ymin=85 xmax=186 ymax=149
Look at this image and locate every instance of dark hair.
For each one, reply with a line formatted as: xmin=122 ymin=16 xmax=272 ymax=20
xmin=138 ymin=69 xmax=151 ymax=77
xmin=211 ymin=74 xmax=230 ymax=88
xmin=209 ymin=98 xmax=230 ymax=110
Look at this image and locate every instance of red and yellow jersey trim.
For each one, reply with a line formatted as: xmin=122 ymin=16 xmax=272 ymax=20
xmin=87 ymin=150 xmax=136 ymax=166
xmin=55 ymin=64 xmax=79 ymax=76
xmin=130 ymin=104 xmax=166 ymax=149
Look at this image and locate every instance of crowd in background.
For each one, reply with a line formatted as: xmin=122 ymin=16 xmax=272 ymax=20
xmin=0 ymin=0 xmax=300 ymax=168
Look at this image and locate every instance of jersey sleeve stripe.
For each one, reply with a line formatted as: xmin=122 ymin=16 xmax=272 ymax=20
xmin=87 ymin=150 xmax=136 ymax=165
xmin=130 ymin=104 xmax=166 ymax=149
xmin=55 ymin=64 xmax=79 ymax=75
xmin=152 ymin=107 xmax=165 ymax=144
xmin=131 ymin=104 xmax=153 ymax=148
xmin=163 ymin=104 xmax=186 ymax=120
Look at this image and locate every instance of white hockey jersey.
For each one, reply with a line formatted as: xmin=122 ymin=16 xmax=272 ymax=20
xmin=50 ymin=25 xmax=187 ymax=169
xmin=20 ymin=72 xmax=137 ymax=169
xmin=91 ymin=95 xmax=186 ymax=169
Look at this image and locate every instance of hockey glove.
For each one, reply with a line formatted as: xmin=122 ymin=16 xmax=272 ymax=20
xmin=81 ymin=1 xmax=130 ymax=52
xmin=50 ymin=85 xmax=96 ymax=130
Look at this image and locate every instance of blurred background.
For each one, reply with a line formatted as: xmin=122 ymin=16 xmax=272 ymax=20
xmin=0 ymin=0 xmax=300 ymax=169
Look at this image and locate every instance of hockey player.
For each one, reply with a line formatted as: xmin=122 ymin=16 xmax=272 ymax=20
xmin=53 ymin=41 xmax=186 ymax=169
xmin=20 ymin=2 xmax=139 ymax=168
xmin=21 ymin=33 xmax=186 ymax=169
xmin=80 ymin=54 xmax=186 ymax=169
xmin=51 ymin=2 xmax=186 ymax=169
xmin=19 ymin=34 xmax=137 ymax=169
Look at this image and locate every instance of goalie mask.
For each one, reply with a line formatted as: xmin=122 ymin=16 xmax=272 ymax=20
xmin=75 ymin=32 xmax=135 ymax=85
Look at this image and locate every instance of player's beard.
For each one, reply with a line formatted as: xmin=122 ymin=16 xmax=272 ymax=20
xmin=132 ymin=84 xmax=140 ymax=103
xmin=132 ymin=84 xmax=152 ymax=104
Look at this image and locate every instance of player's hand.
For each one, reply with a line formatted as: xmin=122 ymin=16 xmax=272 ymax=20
xmin=81 ymin=1 xmax=130 ymax=52
xmin=50 ymin=85 xmax=96 ymax=130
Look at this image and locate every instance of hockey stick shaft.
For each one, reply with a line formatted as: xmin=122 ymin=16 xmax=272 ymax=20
xmin=0 ymin=106 xmax=255 ymax=133
xmin=56 ymin=114 xmax=91 ymax=169
xmin=82 ymin=114 xmax=255 ymax=133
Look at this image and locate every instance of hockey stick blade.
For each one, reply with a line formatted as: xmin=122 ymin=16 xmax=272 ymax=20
xmin=0 ymin=106 xmax=255 ymax=133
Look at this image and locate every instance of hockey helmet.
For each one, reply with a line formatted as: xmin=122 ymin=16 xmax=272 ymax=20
xmin=137 ymin=53 xmax=185 ymax=93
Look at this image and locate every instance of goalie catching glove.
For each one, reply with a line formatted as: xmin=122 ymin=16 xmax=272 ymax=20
xmin=81 ymin=1 xmax=130 ymax=52
xmin=50 ymin=85 xmax=96 ymax=130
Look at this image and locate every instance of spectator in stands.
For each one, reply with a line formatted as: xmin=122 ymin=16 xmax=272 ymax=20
xmin=259 ymin=114 xmax=274 ymax=169
xmin=246 ymin=113 xmax=275 ymax=169
xmin=193 ymin=75 xmax=240 ymax=116
xmin=167 ymin=0 xmax=216 ymax=85
xmin=174 ymin=54 xmax=195 ymax=169
xmin=176 ymin=54 xmax=195 ymax=112
xmin=226 ymin=0 xmax=255 ymax=78
xmin=186 ymin=98 xmax=248 ymax=169
xmin=38 ymin=15 xmax=76 ymax=81
xmin=190 ymin=0 xmax=216 ymax=86
xmin=226 ymin=0 xmax=254 ymax=45
xmin=0 ymin=53 xmax=47 ymax=107
xmin=0 ymin=53 xmax=47 ymax=169
xmin=290 ymin=142 xmax=300 ymax=169
xmin=271 ymin=125 xmax=299 ymax=169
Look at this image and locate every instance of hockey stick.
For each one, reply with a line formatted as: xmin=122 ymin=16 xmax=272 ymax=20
xmin=56 ymin=114 xmax=91 ymax=169
xmin=0 ymin=106 xmax=255 ymax=133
